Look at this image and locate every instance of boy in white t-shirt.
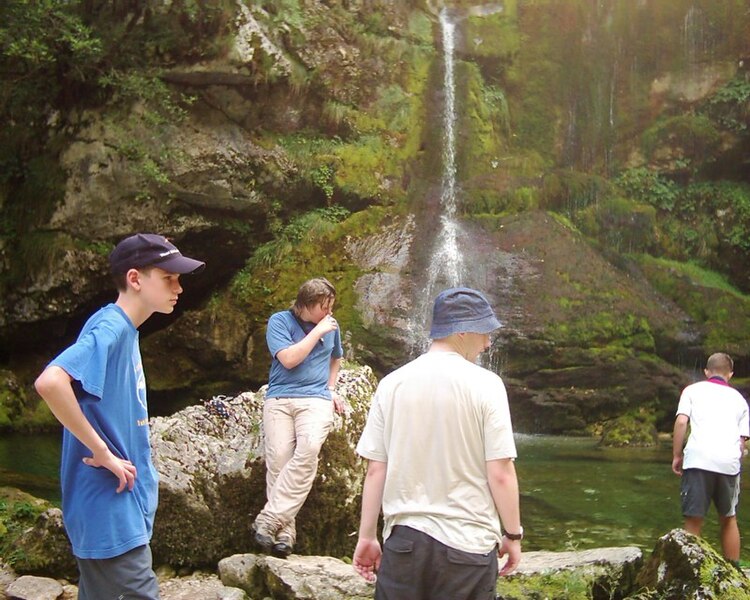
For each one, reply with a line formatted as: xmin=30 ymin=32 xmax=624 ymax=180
xmin=672 ymin=352 xmax=750 ymax=566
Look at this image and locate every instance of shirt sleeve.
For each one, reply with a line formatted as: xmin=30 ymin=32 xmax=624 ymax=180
xmin=49 ymin=324 xmax=119 ymax=401
xmin=739 ymin=396 xmax=749 ymax=438
xmin=676 ymin=388 xmax=691 ymax=417
xmin=356 ymin=388 xmax=388 ymax=462
xmin=483 ymin=375 xmax=517 ymax=461
xmin=266 ymin=313 xmax=295 ymax=359
xmin=332 ymin=328 xmax=344 ymax=359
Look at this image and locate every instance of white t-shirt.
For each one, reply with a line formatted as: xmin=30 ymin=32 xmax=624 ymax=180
xmin=677 ymin=378 xmax=749 ymax=475
xmin=356 ymin=351 xmax=517 ymax=554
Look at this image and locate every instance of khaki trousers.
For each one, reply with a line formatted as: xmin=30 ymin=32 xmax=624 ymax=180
xmin=258 ymin=397 xmax=334 ymax=541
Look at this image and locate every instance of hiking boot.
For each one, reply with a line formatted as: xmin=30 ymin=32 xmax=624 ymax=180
xmin=272 ymin=532 xmax=294 ymax=558
xmin=251 ymin=519 xmax=277 ymax=553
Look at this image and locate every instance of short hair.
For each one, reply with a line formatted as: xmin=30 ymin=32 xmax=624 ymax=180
xmin=112 ymin=266 xmax=154 ymax=292
xmin=706 ymin=352 xmax=734 ymax=375
xmin=292 ymin=278 xmax=336 ymax=315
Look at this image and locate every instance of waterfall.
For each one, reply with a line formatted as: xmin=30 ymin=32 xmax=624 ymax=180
xmin=683 ymin=6 xmax=705 ymax=68
xmin=430 ymin=10 xmax=465 ymax=288
xmin=406 ymin=9 xmax=466 ymax=352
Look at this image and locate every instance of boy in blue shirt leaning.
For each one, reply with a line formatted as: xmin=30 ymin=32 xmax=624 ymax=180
xmin=34 ymin=233 xmax=204 ymax=600
xmin=252 ymin=277 xmax=345 ymax=558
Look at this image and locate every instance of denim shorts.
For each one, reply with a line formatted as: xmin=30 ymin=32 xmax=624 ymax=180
xmin=375 ymin=525 xmax=498 ymax=600
xmin=76 ymin=544 xmax=159 ymax=600
xmin=681 ymin=468 xmax=741 ymax=518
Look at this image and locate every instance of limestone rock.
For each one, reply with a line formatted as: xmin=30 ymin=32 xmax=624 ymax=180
xmin=0 ymin=561 xmax=17 ymax=600
xmin=159 ymin=572 xmax=247 ymax=600
xmin=149 ymin=364 xmax=377 ymax=567
xmin=498 ymin=546 xmax=642 ymax=599
xmin=635 ymin=528 xmax=750 ymax=599
xmin=5 ymin=575 xmax=62 ymax=600
xmin=11 ymin=508 xmax=75 ymax=579
xmin=218 ymin=553 xmax=372 ymax=600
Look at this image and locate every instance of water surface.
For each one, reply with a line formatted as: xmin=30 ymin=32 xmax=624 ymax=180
xmin=516 ymin=434 xmax=750 ymax=556
xmin=2 ymin=432 xmax=748 ymax=558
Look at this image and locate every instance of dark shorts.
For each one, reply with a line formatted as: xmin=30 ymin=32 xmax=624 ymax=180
xmin=681 ymin=468 xmax=741 ymax=518
xmin=76 ymin=544 xmax=160 ymax=600
xmin=375 ymin=525 xmax=498 ymax=600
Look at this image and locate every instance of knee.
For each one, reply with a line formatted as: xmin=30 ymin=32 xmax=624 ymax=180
xmin=294 ymin=435 xmax=326 ymax=462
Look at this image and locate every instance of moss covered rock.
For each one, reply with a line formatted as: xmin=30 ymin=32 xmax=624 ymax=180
xmin=635 ymin=528 xmax=750 ymax=599
xmin=0 ymin=487 xmax=75 ymax=578
xmin=149 ymin=363 xmax=376 ymax=568
xmin=599 ymin=409 xmax=659 ymax=448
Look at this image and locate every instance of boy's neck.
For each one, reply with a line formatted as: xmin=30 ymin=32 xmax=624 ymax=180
xmin=116 ymin=294 xmax=152 ymax=329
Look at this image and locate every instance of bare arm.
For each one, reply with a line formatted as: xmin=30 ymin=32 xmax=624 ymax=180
xmin=329 ymin=357 xmax=344 ymax=414
xmin=276 ymin=315 xmax=338 ymax=369
xmin=672 ymin=414 xmax=689 ymax=475
xmin=487 ymin=458 xmax=522 ymax=576
xmin=34 ymin=365 xmax=136 ymax=493
xmin=353 ymin=459 xmax=387 ymax=582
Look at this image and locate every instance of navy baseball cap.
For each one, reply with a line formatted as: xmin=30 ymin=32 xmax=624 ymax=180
xmin=429 ymin=287 xmax=501 ymax=339
xmin=109 ymin=233 xmax=205 ymax=275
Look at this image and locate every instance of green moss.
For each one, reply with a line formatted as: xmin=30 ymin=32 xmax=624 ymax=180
xmin=633 ymin=255 xmax=750 ymax=355
xmin=547 ymin=311 xmax=655 ymax=352
xmin=496 ymin=569 xmax=598 ymax=600
xmin=0 ymin=488 xmax=52 ymax=568
xmin=600 ymin=408 xmax=658 ymax=447
xmin=641 ymin=114 xmax=721 ymax=165
xmin=464 ymin=4 xmax=520 ymax=61
xmin=457 ymin=61 xmax=510 ymax=182
xmin=223 ymin=205 xmax=401 ymax=381
xmin=576 ymin=197 xmax=657 ymax=254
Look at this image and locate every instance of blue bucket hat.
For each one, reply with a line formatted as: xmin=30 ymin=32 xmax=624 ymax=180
xmin=429 ymin=287 xmax=502 ymax=339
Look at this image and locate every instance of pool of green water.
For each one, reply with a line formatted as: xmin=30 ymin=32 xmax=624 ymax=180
xmin=1 ymin=432 xmax=748 ymax=557
xmin=515 ymin=434 xmax=750 ymax=557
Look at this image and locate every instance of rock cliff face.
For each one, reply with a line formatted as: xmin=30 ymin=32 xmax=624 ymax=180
xmin=1 ymin=0 xmax=750 ymax=436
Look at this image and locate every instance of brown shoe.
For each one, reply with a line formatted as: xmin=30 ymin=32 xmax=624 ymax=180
xmin=272 ymin=532 xmax=294 ymax=558
xmin=251 ymin=519 xmax=277 ymax=553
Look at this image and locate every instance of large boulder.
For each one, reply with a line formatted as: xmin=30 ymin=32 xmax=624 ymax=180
xmin=635 ymin=528 xmax=750 ymax=599
xmin=0 ymin=488 xmax=75 ymax=579
xmin=218 ymin=553 xmax=373 ymax=600
xmin=149 ymin=363 xmax=377 ymax=567
xmin=497 ymin=546 xmax=642 ymax=600
xmin=10 ymin=508 xmax=75 ymax=579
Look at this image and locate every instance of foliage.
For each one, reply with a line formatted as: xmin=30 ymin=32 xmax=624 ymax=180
xmin=242 ymin=206 xmax=351 ymax=270
xmin=576 ymin=197 xmax=657 ymax=254
xmin=541 ymin=169 xmax=614 ymax=214
xmin=310 ymin=165 xmax=336 ymax=201
xmin=616 ymin=168 xmax=679 ymax=212
xmin=641 ymin=114 xmax=721 ymax=166
xmin=706 ymin=75 xmax=750 ymax=133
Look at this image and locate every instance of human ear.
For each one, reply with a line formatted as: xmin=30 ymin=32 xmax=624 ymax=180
xmin=125 ymin=268 xmax=141 ymax=290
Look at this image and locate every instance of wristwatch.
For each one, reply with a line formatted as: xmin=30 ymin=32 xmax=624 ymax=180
xmin=503 ymin=526 xmax=523 ymax=541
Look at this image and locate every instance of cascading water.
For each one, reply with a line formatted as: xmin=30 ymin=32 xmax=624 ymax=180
xmin=683 ymin=6 xmax=705 ymax=68
xmin=406 ymin=8 xmax=466 ymax=352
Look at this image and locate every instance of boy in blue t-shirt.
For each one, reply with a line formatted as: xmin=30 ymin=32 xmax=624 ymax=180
xmin=34 ymin=233 xmax=205 ymax=600
xmin=251 ymin=277 xmax=345 ymax=558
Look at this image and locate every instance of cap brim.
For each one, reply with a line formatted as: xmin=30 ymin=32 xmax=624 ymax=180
xmin=157 ymin=255 xmax=206 ymax=275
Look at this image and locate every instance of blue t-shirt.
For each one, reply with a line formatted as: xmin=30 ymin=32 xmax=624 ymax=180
xmin=266 ymin=310 xmax=344 ymax=399
xmin=49 ymin=303 xmax=158 ymax=559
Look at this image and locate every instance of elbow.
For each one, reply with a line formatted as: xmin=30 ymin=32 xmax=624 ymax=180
xmin=35 ymin=367 xmax=65 ymax=398
xmin=34 ymin=370 xmax=55 ymax=398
